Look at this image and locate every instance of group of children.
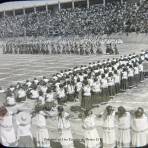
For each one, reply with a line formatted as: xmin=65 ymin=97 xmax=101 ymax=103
xmin=3 ymin=50 xmax=147 ymax=111
xmin=0 ymin=50 xmax=148 ymax=147
xmin=0 ymin=104 xmax=148 ymax=148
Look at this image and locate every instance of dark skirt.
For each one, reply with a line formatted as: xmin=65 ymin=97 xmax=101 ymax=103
xmin=75 ymin=90 xmax=82 ymax=102
xmin=108 ymin=86 xmax=115 ymax=96
xmin=91 ymin=91 xmax=101 ymax=104
xmin=18 ymin=136 xmax=34 ymax=148
xmin=115 ymin=83 xmax=120 ymax=94
xmin=139 ymin=72 xmax=144 ymax=82
xmin=101 ymin=87 xmax=109 ymax=102
xmin=16 ymin=96 xmax=26 ymax=102
xmin=128 ymin=76 xmax=134 ymax=88
xmin=121 ymin=79 xmax=128 ymax=90
xmin=67 ymin=94 xmax=75 ymax=102
xmin=81 ymin=95 xmax=92 ymax=110
xmin=134 ymin=74 xmax=140 ymax=85
xmin=57 ymin=97 xmax=67 ymax=105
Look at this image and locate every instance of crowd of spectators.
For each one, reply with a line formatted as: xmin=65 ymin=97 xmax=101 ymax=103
xmin=0 ymin=1 xmax=147 ymax=38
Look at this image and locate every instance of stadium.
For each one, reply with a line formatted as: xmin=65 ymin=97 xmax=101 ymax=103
xmin=0 ymin=0 xmax=148 ymax=148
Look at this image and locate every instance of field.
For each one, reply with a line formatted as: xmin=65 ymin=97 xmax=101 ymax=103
xmin=0 ymin=42 xmax=148 ymax=148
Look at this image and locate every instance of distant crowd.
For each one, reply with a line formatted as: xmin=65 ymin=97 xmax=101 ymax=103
xmin=0 ymin=1 xmax=147 ymax=38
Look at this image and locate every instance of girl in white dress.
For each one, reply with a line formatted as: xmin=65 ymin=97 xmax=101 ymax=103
xmin=16 ymin=111 xmax=35 ymax=147
xmin=66 ymin=81 xmax=75 ymax=102
xmin=30 ymin=85 xmax=39 ymax=100
xmin=38 ymin=91 xmax=45 ymax=105
xmin=75 ymin=78 xmax=82 ymax=102
xmin=0 ymin=106 xmax=17 ymax=147
xmin=116 ymin=106 xmax=131 ymax=148
xmin=5 ymin=91 xmax=16 ymax=106
xmin=57 ymin=106 xmax=74 ymax=148
xmin=91 ymin=77 xmax=101 ymax=105
xmin=16 ymin=86 xmax=27 ymax=102
xmin=102 ymin=106 xmax=116 ymax=148
xmin=81 ymin=80 xmax=92 ymax=110
xmin=82 ymin=110 xmax=100 ymax=148
xmin=131 ymin=107 xmax=148 ymax=147
xmin=57 ymin=84 xmax=67 ymax=105
xmin=32 ymin=104 xmax=51 ymax=148
xmin=45 ymin=88 xmax=55 ymax=111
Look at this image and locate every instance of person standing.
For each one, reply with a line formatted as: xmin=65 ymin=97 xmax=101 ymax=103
xmin=128 ymin=65 xmax=134 ymax=88
xmin=32 ymin=103 xmax=51 ymax=148
xmin=107 ymin=72 xmax=115 ymax=97
xmin=116 ymin=106 xmax=131 ymax=148
xmin=57 ymin=84 xmax=67 ymax=105
xmin=57 ymin=106 xmax=74 ymax=148
xmin=75 ymin=78 xmax=82 ymax=102
xmin=66 ymin=81 xmax=75 ymax=102
xmin=16 ymin=86 xmax=27 ymax=102
xmin=16 ymin=111 xmax=35 ymax=148
xmin=102 ymin=106 xmax=116 ymax=148
xmin=82 ymin=109 xmax=100 ymax=148
xmin=81 ymin=80 xmax=92 ymax=110
xmin=100 ymin=74 xmax=109 ymax=102
xmin=0 ymin=106 xmax=17 ymax=147
xmin=131 ymin=107 xmax=148 ymax=147
xmin=121 ymin=68 xmax=128 ymax=91
xmin=5 ymin=91 xmax=16 ymax=106
xmin=114 ymin=70 xmax=120 ymax=94
xmin=91 ymin=77 xmax=101 ymax=105
xmin=139 ymin=61 xmax=144 ymax=82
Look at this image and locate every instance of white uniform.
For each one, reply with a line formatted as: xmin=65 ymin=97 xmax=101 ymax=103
xmin=117 ymin=112 xmax=131 ymax=147
xmin=102 ymin=112 xmax=116 ymax=148
xmin=131 ymin=114 xmax=148 ymax=147
xmin=32 ymin=111 xmax=50 ymax=147
xmin=30 ymin=90 xmax=39 ymax=99
xmin=83 ymin=114 xmax=100 ymax=148
xmin=6 ymin=96 xmax=16 ymax=106
xmin=58 ymin=112 xmax=74 ymax=148
xmin=0 ymin=111 xmax=17 ymax=146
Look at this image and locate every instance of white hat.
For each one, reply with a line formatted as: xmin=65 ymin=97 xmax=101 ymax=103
xmin=17 ymin=112 xmax=31 ymax=125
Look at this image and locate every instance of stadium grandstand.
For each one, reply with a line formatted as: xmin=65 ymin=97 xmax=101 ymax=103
xmin=0 ymin=0 xmax=147 ymax=38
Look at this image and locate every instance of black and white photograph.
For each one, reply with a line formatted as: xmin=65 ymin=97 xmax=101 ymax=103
xmin=0 ymin=0 xmax=148 ymax=147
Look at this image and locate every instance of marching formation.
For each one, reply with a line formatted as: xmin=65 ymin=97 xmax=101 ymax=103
xmin=0 ymin=50 xmax=148 ymax=147
xmin=2 ymin=37 xmax=103 ymax=55
xmin=2 ymin=36 xmax=120 ymax=55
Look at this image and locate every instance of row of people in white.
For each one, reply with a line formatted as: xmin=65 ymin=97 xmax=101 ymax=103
xmin=5 ymin=51 xmax=145 ymax=107
xmin=0 ymin=105 xmax=148 ymax=148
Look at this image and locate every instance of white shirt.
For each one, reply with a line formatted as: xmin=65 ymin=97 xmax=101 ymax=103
xmin=46 ymin=93 xmax=54 ymax=102
xmin=134 ymin=67 xmax=139 ymax=75
xmin=58 ymin=112 xmax=71 ymax=129
xmin=83 ymin=85 xmax=91 ymax=96
xmin=76 ymin=82 xmax=82 ymax=92
xmin=101 ymin=78 xmax=108 ymax=88
xmin=18 ymin=89 xmax=26 ymax=98
xmin=57 ymin=89 xmax=65 ymax=98
xmin=31 ymin=90 xmax=39 ymax=99
xmin=114 ymin=74 xmax=120 ymax=83
xmin=17 ymin=123 xmax=32 ymax=138
xmin=92 ymin=82 xmax=101 ymax=92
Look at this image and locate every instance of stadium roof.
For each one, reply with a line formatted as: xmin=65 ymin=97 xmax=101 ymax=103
xmin=0 ymin=0 xmax=83 ymax=12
